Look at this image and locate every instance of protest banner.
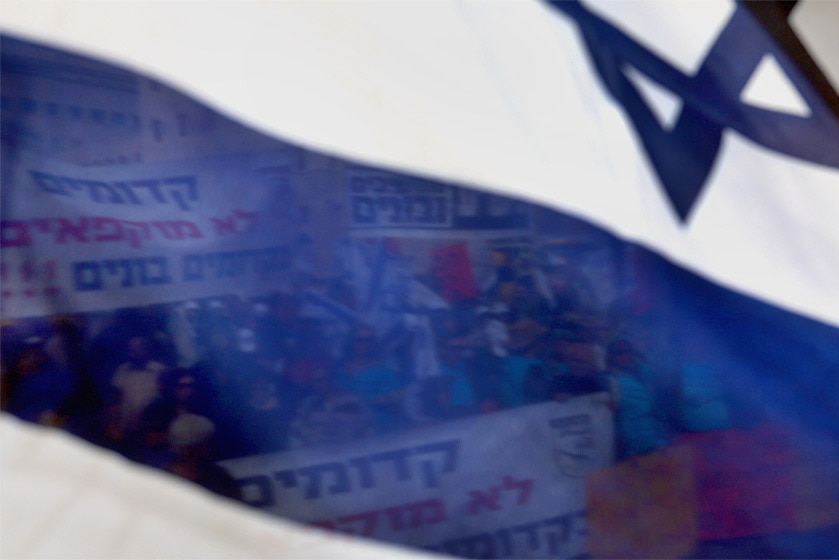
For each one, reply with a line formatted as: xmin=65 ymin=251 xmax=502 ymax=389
xmin=1 ymin=150 xmax=297 ymax=318
xmin=220 ymin=395 xmax=614 ymax=559
xmin=347 ymin=168 xmax=530 ymax=237
xmin=585 ymin=445 xmax=696 ymax=559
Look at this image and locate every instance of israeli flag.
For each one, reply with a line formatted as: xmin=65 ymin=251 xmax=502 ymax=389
xmin=2 ymin=1 xmax=838 ymax=558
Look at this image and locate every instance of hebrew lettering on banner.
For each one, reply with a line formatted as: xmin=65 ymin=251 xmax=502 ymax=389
xmin=423 ymin=511 xmax=588 ymax=560
xmin=72 ymin=257 xmax=174 ymax=291
xmin=269 ymin=439 xmax=460 ymax=500
xmin=30 ymin=171 xmax=199 ymax=211
xmin=0 ymin=212 xmax=260 ymax=250
xmin=347 ymin=169 xmax=530 ymax=234
xmin=61 ymin=247 xmax=291 ymax=298
xmin=1 ymin=150 xmax=294 ymax=319
xmin=221 ymin=395 xmax=614 ymax=559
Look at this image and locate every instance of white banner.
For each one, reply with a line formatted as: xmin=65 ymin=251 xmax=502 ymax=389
xmin=220 ymin=395 xmax=614 ymax=559
xmin=1 ymin=150 xmax=296 ymax=318
xmin=347 ymin=168 xmax=531 ymax=237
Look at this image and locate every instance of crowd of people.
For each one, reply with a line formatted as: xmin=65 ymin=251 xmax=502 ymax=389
xmin=1 ymin=243 xmax=734 ymax=500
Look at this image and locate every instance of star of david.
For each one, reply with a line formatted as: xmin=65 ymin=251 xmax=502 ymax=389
xmin=547 ymin=1 xmax=839 ymax=222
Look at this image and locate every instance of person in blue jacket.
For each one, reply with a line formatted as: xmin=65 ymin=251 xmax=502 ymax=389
xmin=606 ymin=338 xmax=667 ymax=459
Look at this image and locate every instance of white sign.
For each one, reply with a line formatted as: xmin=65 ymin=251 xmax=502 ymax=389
xmin=348 ymin=169 xmax=531 ymax=237
xmin=1 ymin=150 xmax=295 ymax=318
xmin=220 ymin=395 xmax=614 ymax=558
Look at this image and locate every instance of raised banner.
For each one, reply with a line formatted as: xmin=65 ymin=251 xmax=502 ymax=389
xmin=221 ymin=395 xmax=614 ymax=559
xmin=1 ymin=151 xmax=296 ymax=318
xmin=347 ymin=168 xmax=531 ymax=236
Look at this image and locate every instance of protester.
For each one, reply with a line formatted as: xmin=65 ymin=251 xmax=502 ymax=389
xmin=548 ymin=330 xmax=610 ymax=401
xmin=336 ymin=325 xmax=407 ymax=434
xmin=423 ymin=336 xmax=478 ymax=420
xmin=680 ymin=362 xmax=732 ymax=432
xmin=220 ymin=371 xmax=293 ymax=459
xmin=2 ymin=336 xmax=74 ymax=426
xmin=169 ymin=301 xmax=202 ymax=368
xmin=137 ymin=367 xmax=216 ymax=467
xmin=256 ymin=292 xmax=322 ymax=366
xmin=606 ymin=338 xmax=668 ymax=458
xmin=498 ymin=318 xmax=549 ymax=409
xmin=109 ymin=335 xmax=168 ymax=453
xmin=165 ymin=413 xmax=241 ymax=501
xmin=0 ymin=231 xmax=747 ymax=494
